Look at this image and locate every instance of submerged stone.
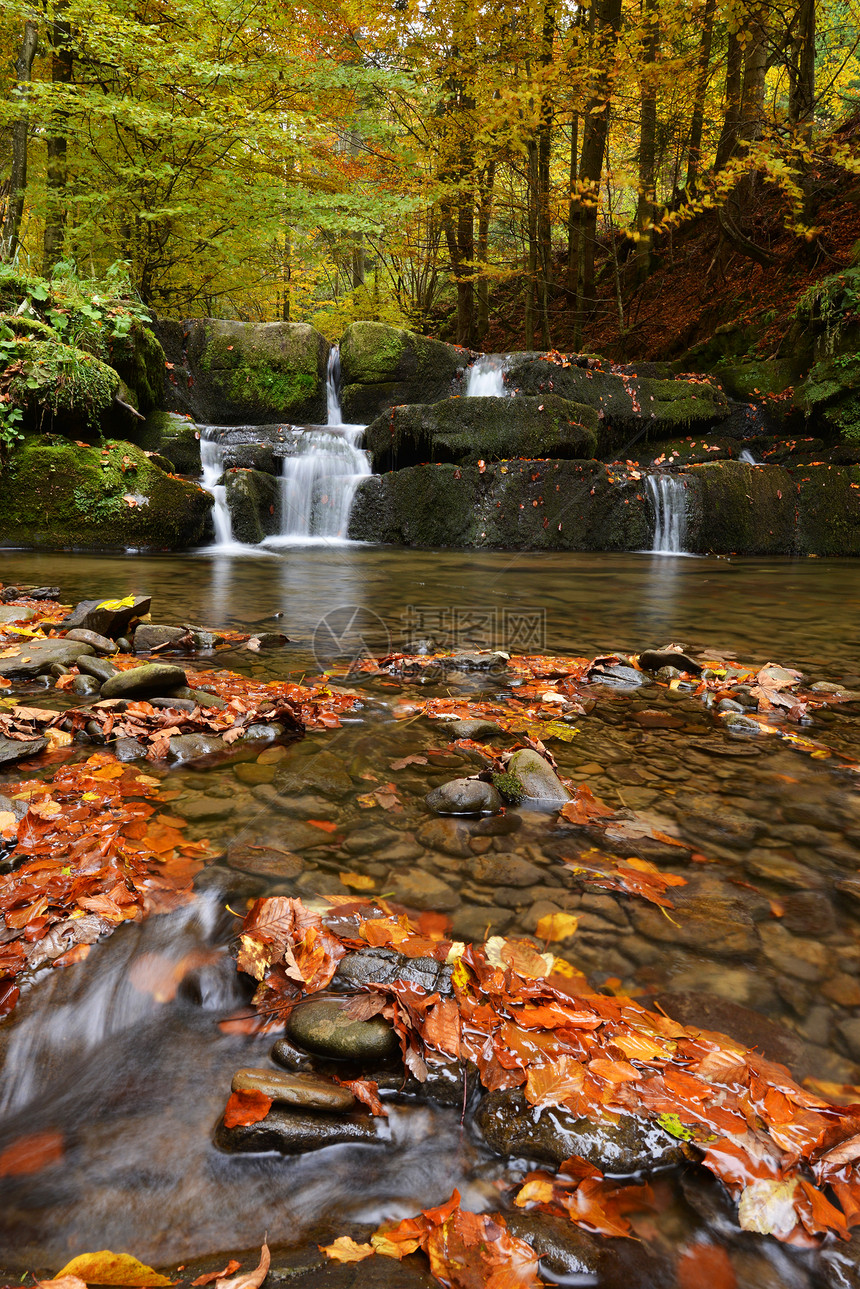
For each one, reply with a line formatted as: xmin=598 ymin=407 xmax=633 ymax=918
xmin=168 ymin=733 xmax=225 ymax=761
xmin=0 ymin=735 xmax=47 ymax=765
xmin=506 ymin=748 xmax=571 ymax=806
xmin=287 ymin=998 xmax=399 ymax=1063
xmin=425 ymin=778 xmax=502 ymax=815
xmin=215 ymin=1106 xmax=381 ymax=1155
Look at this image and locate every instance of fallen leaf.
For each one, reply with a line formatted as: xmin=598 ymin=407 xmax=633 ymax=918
xmin=319 ymin=1237 xmax=375 ymax=1263
xmin=36 ymin=1278 xmax=88 ymax=1289
xmin=0 ymin=1129 xmax=64 ymax=1176
xmin=535 ymin=911 xmax=579 ymax=941
xmin=215 ymin=1243 xmax=270 ymax=1289
xmin=223 ymin=1089 xmax=272 ymax=1128
xmin=54 ymin=1252 xmax=173 ymax=1287
xmin=340 ymin=872 xmax=375 ymax=890
xmin=191 ymin=1261 xmax=240 ymax=1286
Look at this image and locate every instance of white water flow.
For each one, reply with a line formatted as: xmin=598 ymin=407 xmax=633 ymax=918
xmin=466 ymin=355 xmax=507 ymax=397
xmin=647 ymin=473 xmax=687 ymax=554
xmin=268 ymin=344 xmax=370 ymax=544
xmin=200 ymin=429 xmax=233 ymax=545
xmin=739 ymin=448 xmax=757 ymax=464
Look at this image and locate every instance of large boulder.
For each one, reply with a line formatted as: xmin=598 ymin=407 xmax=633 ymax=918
xmin=339 ymin=321 xmax=467 ymax=422
xmin=140 ymin=410 xmax=202 ymax=475
xmin=155 ymin=319 xmax=330 ymax=425
xmin=0 ymin=436 xmax=213 ymax=550
xmin=105 ymin=321 xmax=166 ymax=417
xmin=792 ymin=463 xmax=860 ymax=555
xmin=365 ymin=396 xmax=598 ymax=471
xmin=684 ymin=460 xmax=795 ymax=554
xmin=4 ymin=334 xmax=119 ymax=437
xmin=225 ymin=467 xmax=280 ymax=543
xmin=349 ymin=459 xmax=651 ymax=550
xmin=504 ymin=353 xmax=731 ymax=450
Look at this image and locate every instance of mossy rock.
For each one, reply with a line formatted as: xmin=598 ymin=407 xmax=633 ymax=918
xmin=0 ymin=313 xmax=59 ymax=342
xmin=340 ymin=321 xmax=468 ymax=422
xmin=791 ymin=463 xmax=860 ymax=555
xmin=184 ymin=320 xmax=329 ymax=424
xmin=5 ymin=338 xmax=119 ymax=435
xmin=106 ymin=322 xmax=165 ymax=417
xmin=709 ymin=358 xmax=797 ymax=403
xmin=684 ymin=460 xmax=794 ymax=554
xmin=793 ymin=354 xmax=860 ymax=443
xmin=225 ymin=467 xmax=279 ymax=544
xmin=0 ymin=435 xmax=213 ymax=550
xmin=140 ymin=410 xmax=201 ymax=474
xmin=365 ymin=396 xmax=598 ymax=471
xmin=503 ymin=354 xmax=730 ymax=452
xmin=644 ymin=435 xmax=743 ymax=465
xmin=348 ymin=459 xmax=651 ymax=551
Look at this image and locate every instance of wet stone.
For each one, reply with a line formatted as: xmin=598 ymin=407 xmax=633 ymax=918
xmin=587 ymin=663 xmax=645 ymax=688
xmin=287 ymin=998 xmax=400 ymax=1063
xmin=133 ymin=623 xmax=188 ymax=651
xmin=838 ymin=1019 xmax=860 ymax=1063
xmin=0 ymin=735 xmax=47 ymax=765
xmin=334 ymin=949 xmax=453 ymax=996
xmin=71 ymin=674 xmax=101 ymax=696
xmin=172 ymin=685 xmax=228 ymax=709
xmin=474 ymin=1088 xmax=684 ymax=1173
xmin=182 ymin=795 xmax=236 ymax=821
xmin=416 ymin=817 xmax=473 ymax=857
xmin=638 ymin=648 xmax=702 ymax=675
xmin=242 ymin=723 xmax=283 ymax=741
xmin=231 ymin=1067 xmax=356 ymax=1110
xmin=215 ymin=1107 xmax=381 ymax=1155
xmin=233 ymin=762 xmax=275 ymax=785
xmin=168 ymin=733 xmax=225 ymax=761
xmin=445 ymin=718 xmax=503 ymax=740
xmin=506 ymin=748 xmax=571 ymax=806
xmin=451 ymin=906 xmax=513 ymax=941
xmin=631 ymin=895 xmax=758 ymax=957
xmin=64 ymin=628 xmax=118 ymax=655
xmin=112 ymin=737 xmax=147 ymax=762
xmin=63 ymin=594 xmax=151 ymax=638
xmin=468 ymin=852 xmax=544 ymax=887
xmin=343 ymin=825 xmax=401 ymax=854
xmin=425 ymin=778 xmax=503 ymax=815
xmin=0 ymin=639 xmax=95 ymax=679
xmin=76 ymin=654 xmax=118 ymax=684
xmin=101 ymin=663 xmax=187 ymax=699
xmin=275 ymin=751 xmax=352 ymax=796
xmin=227 ymin=844 xmax=304 ymax=879
xmin=389 ymin=869 xmax=460 ymax=912
xmin=651 ymin=992 xmax=807 ymax=1075
xmin=503 ymin=1210 xmax=603 ymax=1278
xmin=271 ymin=1037 xmax=315 ymax=1071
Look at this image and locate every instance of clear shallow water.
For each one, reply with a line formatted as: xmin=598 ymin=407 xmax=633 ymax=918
xmin=1 ymin=547 xmax=859 ymax=1282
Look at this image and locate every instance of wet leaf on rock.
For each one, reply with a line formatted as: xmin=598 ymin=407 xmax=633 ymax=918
xmin=53 ymin=1252 xmax=174 ymax=1287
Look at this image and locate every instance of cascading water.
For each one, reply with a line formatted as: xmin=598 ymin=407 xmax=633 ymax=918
xmin=739 ymin=448 xmax=757 ymax=464
xmin=646 ymin=473 xmax=687 ymax=554
xmin=266 ymin=343 xmax=370 ymax=544
xmin=465 ymin=355 xmax=507 ymax=397
xmin=200 ymin=429 xmax=233 ymax=546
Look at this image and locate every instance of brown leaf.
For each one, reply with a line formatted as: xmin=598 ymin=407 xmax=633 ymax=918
xmin=215 ymin=1243 xmax=270 ymax=1289
xmin=223 ymin=1089 xmax=272 ymax=1128
xmin=191 ymin=1261 xmax=241 ymax=1286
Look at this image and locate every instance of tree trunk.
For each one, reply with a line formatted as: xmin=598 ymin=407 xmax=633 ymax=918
xmin=715 ymin=28 xmax=742 ymax=171
xmin=0 ymin=20 xmax=38 ymax=263
xmin=789 ymin=0 xmax=815 ymax=131
xmin=573 ymin=0 xmax=623 ymax=346
xmin=685 ymin=0 xmax=716 ymax=191
xmin=524 ymin=140 xmax=538 ymax=349
xmin=536 ymin=0 xmax=556 ymax=348
xmin=43 ymin=7 xmax=73 ymax=276
xmin=739 ymin=9 xmax=767 ymax=146
xmin=566 ymin=113 xmax=579 ymax=283
xmin=475 ymin=160 xmax=495 ymax=343
xmin=633 ymin=0 xmax=659 ymax=285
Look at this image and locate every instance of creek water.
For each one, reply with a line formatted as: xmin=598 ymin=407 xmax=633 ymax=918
xmin=1 ymin=547 xmax=860 ymax=1285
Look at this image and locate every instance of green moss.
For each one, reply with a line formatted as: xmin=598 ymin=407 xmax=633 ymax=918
xmin=186 ymin=320 xmax=327 ymax=423
xmin=340 ymin=321 xmax=406 ymax=383
xmin=340 ymin=321 xmax=465 ymax=422
xmin=225 ymin=467 xmax=279 ymax=543
xmin=793 ymin=463 xmax=860 ymax=555
xmin=141 ymin=411 xmax=201 ymax=473
xmin=0 ymin=435 xmax=212 ymax=549
xmin=492 ymin=772 xmax=525 ymax=805
xmin=685 ymin=461 xmax=794 ymax=554
xmin=0 ymin=314 xmax=59 ymax=342
xmin=5 ymin=339 xmax=118 ymax=429
xmin=107 ymin=323 xmax=165 ymax=416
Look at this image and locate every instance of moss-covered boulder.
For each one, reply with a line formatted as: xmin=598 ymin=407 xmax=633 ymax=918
xmin=365 ymin=396 xmax=598 ymax=471
xmin=106 ymin=322 xmax=165 ymax=417
xmin=178 ymin=320 xmax=329 ymax=425
xmin=225 ymin=468 xmax=279 ymax=544
xmin=0 ymin=436 xmax=213 ymax=550
xmin=340 ymin=321 xmax=468 ymax=423
xmin=504 ymin=354 xmax=731 ymax=451
xmin=684 ymin=460 xmax=795 ymax=554
xmin=792 ymin=463 xmax=860 ymax=555
xmin=2 ymin=335 xmax=119 ymax=437
xmin=139 ymin=410 xmax=202 ymax=475
xmin=349 ymin=459 xmax=651 ymax=550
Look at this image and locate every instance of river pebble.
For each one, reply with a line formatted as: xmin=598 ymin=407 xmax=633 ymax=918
xmin=287 ymin=998 xmax=400 ymax=1062
xmin=231 ymin=1067 xmax=356 ymax=1110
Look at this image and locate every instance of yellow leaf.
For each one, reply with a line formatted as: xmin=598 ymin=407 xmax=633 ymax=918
xmin=371 ymin=1233 xmax=420 ymax=1259
xmin=340 ymin=871 xmax=375 ymax=890
xmin=320 ymin=1237 xmax=375 ymax=1263
xmin=97 ymin=596 xmax=136 ymax=611
xmin=0 ymin=811 xmax=16 ymax=832
xmin=515 ymin=1178 xmax=555 ymax=1207
xmin=54 ymin=1252 xmax=173 ymax=1287
xmin=45 ymin=728 xmax=72 ymax=749
xmin=535 ymin=911 xmax=579 ymax=941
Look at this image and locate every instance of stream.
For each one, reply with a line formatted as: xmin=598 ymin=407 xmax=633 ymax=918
xmin=1 ymin=547 xmax=859 ymax=1285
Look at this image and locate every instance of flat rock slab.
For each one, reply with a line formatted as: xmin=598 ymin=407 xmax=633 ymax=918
xmin=101 ymin=662 xmax=187 ymax=699
xmin=0 ymin=735 xmax=47 ymax=766
xmin=231 ymin=1067 xmax=356 ymax=1110
xmin=0 ymin=605 xmax=36 ymax=623
xmin=215 ymin=1106 xmax=381 ymax=1154
xmin=0 ymin=639 xmax=95 ymax=679
xmin=287 ymin=998 xmax=399 ymax=1063
xmin=77 ymin=655 xmax=118 ymax=684
xmin=64 ymin=628 xmax=118 ymax=655
xmin=474 ymin=1088 xmax=684 ymax=1174
xmin=133 ymin=624 xmax=188 ymax=651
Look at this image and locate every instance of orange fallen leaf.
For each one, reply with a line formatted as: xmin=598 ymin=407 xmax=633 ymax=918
xmin=307 ymin=819 xmax=338 ymax=832
xmin=319 ymin=1237 xmax=375 ymax=1263
xmin=223 ymin=1089 xmax=272 ymax=1128
xmin=191 ymin=1261 xmax=240 ymax=1286
xmin=0 ymin=1129 xmax=64 ymax=1176
xmin=215 ymin=1244 xmax=269 ymax=1289
xmin=53 ymin=1252 xmax=173 ymax=1286
xmin=535 ymin=911 xmax=579 ymax=941
xmin=340 ymin=872 xmax=375 ymax=890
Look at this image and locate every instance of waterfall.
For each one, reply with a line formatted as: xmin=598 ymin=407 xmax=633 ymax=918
xmin=646 ymin=474 xmax=687 ymax=554
xmin=739 ymin=448 xmax=757 ymax=464
xmin=199 ymin=429 xmax=233 ymax=546
xmin=466 ymin=355 xmax=507 ymax=397
xmin=265 ymin=344 xmax=370 ymax=545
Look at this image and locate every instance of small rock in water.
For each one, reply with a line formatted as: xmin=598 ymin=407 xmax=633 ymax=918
xmin=389 ymin=869 xmax=460 ymax=911
xmin=134 ymin=624 xmax=188 ymax=651
xmin=172 ymin=685 xmax=228 ymax=709
xmin=468 ymin=851 xmax=544 ymax=887
xmin=287 ymin=998 xmax=400 ymax=1063
xmin=335 ymin=948 xmax=453 ymax=996
xmin=65 ymin=628 xmax=118 ymax=655
xmin=0 ymin=639 xmax=95 ymax=679
xmin=270 ymin=1037 xmax=315 ymax=1071
xmin=638 ymin=647 xmax=703 ymax=675
xmin=0 ymin=604 xmax=36 ymax=623
xmin=100 ymin=662 xmax=187 ymax=699
xmin=448 ymin=650 xmax=509 ymax=671
xmin=0 ymin=735 xmax=47 ymax=766
xmin=242 ymin=722 xmax=283 ymax=741
xmin=506 ymin=748 xmax=571 ymax=805
xmin=633 ymin=709 xmax=685 ymax=729
xmin=231 ymin=1067 xmax=357 ymax=1110
xmin=444 ymin=718 xmax=503 ymax=740
xmin=587 ymin=662 xmax=645 ymax=688
xmin=215 ymin=1107 xmax=381 ymax=1155
xmin=254 ymin=632 xmax=290 ymax=648
xmin=149 ymin=696 xmax=197 ymax=713
xmin=474 ymin=1088 xmax=684 ymax=1173
xmin=720 ymin=711 xmax=766 ymax=734
xmin=227 ymin=844 xmax=304 ymax=879
xmin=168 ymin=733 xmax=225 ymax=761
xmin=77 ymin=654 xmax=118 ymax=684
xmin=71 ymin=673 xmax=101 ymax=697
xmin=63 ymin=595 xmax=151 ymax=639
xmin=425 ymin=778 xmax=502 ymax=815
xmin=113 ymin=737 xmax=147 ymax=762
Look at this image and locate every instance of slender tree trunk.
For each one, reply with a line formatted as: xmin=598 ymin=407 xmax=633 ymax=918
xmin=536 ymin=0 xmax=556 ymax=348
xmin=685 ymin=0 xmax=716 ymax=191
xmin=43 ymin=7 xmax=73 ymax=275
xmin=0 ymin=20 xmax=38 ymax=262
xmin=715 ymin=28 xmax=743 ymax=171
xmin=634 ymin=0 xmax=659 ymax=285
xmin=789 ymin=0 xmax=815 ymax=130
xmin=739 ymin=9 xmax=767 ymax=146
xmin=475 ymin=160 xmax=495 ymax=343
xmin=524 ymin=140 xmax=538 ymax=349
xmin=573 ymin=0 xmax=623 ymax=347
xmin=566 ymin=113 xmax=579 ymax=283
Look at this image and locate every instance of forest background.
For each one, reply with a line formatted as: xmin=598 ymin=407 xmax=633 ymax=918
xmin=0 ymin=0 xmax=857 ymax=358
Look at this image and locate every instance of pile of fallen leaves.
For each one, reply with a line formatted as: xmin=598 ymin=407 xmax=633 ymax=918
xmin=233 ymin=894 xmax=860 ymax=1275
xmin=0 ymin=752 xmax=211 ymax=1017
